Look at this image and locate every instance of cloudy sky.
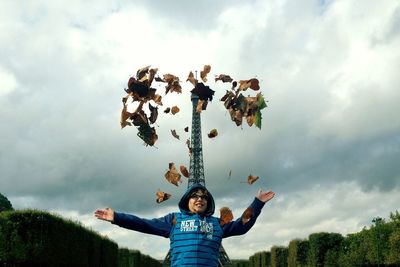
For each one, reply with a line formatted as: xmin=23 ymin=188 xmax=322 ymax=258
xmin=1 ymin=0 xmax=400 ymax=260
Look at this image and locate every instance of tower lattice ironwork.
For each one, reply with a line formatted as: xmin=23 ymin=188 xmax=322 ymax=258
xmin=188 ymin=94 xmax=206 ymax=187
xmin=163 ymin=93 xmax=232 ymax=267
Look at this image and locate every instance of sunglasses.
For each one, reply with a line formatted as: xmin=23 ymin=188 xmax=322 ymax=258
xmin=189 ymin=193 xmax=208 ymax=200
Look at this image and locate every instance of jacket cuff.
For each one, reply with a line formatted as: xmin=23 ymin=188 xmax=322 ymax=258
xmin=252 ymin=197 xmax=266 ymax=211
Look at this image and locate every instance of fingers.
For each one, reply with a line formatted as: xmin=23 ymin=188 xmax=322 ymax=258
xmin=94 ymin=208 xmax=112 ymax=221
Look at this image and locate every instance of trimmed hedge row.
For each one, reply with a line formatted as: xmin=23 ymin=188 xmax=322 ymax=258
xmin=248 ymin=210 xmax=400 ymax=267
xmin=118 ymin=248 xmax=161 ymax=267
xmin=0 ymin=210 xmax=161 ymax=267
xmin=232 ymin=259 xmax=250 ymax=267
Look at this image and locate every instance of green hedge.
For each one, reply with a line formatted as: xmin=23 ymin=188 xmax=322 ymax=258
xmin=232 ymin=259 xmax=249 ymax=267
xmin=288 ymin=239 xmax=308 ymax=267
xmin=0 ymin=210 xmax=164 ymax=267
xmin=246 ymin=211 xmax=400 ymax=267
xmin=271 ymin=246 xmax=288 ymax=267
xmin=307 ymin=232 xmax=343 ymax=267
xmin=0 ymin=210 xmax=118 ymax=266
xmin=260 ymin=251 xmax=271 ymax=267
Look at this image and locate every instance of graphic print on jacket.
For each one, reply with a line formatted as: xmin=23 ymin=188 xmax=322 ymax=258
xmin=170 ymin=212 xmax=223 ymax=266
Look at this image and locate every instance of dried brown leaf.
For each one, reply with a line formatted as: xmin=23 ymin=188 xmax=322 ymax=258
xmin=165 ymin=163 xmax=182 ymax=186
xmin=186 ymin=71 xmax=198 ymax=87
xmin=220 ymin=207 xmax=234 ymax=226
xmin=186 ymin=139 xmax=192 ymax=156
xmin=196 ymin=100 xmax=203 ymax=113
xmin=171 ymin=106 xmax=180 ymax=115
xmin=171 ymin=129 xmax=180 ymax=140
xmin=239 ymin=78 xmax=260 ymax=91
xmin=136 ymin=65 xmax=151 ymax=81
xmin=180 ymin=165 xmax=189 ymax=178
xmin=215 ymin=74 xmax=233 ymax=83
xmin=239 ymin=80 xmax=251 ymax=91
xmin=164 ymin=107 xmax=171 ymax=114
xmin=246 ymin=114 xmax=256 ymax=127
xmin=200 ymin=65 xmax=211 ymax=82
xmin=249 ymin=78 xmax=260 ymax=90
xmin=241 ymin=207 xmax=254 ymax=224
xmin=184 ymin=126 xmax=189 ymax=132
xmin=148 ymin=68 xmax=158 ymax=87
xmin=152 ymin=94 xmax=163 ymax=106
xmin=148 ymin=103 xmax=158 ymax=124
xmin=164 ymin=74 xmax=182 ymax=94
xmin=156 ymin=190 xmax=172 ymax=203
xmin=207 ymin=129 xmax=218 ymax=138
xmin=247 ymin=175 xmax=259 ymax=185
xmin=120 ymin=104 xmax=133 ymax=129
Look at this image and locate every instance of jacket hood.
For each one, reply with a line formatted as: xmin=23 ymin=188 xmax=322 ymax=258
xmin=178 ymin=184 xmax=215 ymax=216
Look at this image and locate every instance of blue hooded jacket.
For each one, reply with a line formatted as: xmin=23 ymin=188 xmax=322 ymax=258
xmin=112 ymin=184 xmax=266 ymax=267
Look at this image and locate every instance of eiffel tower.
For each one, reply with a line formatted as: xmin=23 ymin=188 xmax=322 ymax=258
xmin=163 ymin=93 xmax=232 ymax=266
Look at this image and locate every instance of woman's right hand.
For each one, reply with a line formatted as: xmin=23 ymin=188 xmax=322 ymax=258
xmin=94 ymin=207 xmax=114 ymax=222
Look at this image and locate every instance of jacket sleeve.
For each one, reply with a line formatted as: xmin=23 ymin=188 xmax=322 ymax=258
xmin=222 ymin=197 xmax=265 ymax=238
xmin=112 ymin=211 xmax=175 ymax=238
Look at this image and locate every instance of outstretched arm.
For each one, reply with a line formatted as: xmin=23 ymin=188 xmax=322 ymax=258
xmin=222 ymin=189 xmax=275 ymax=238
xmin=94 ymin=207 xmax=174 ymax=238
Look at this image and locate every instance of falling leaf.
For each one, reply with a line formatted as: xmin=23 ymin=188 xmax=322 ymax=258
xmin=137 ymin=124 xmax=158 ymax=146
xmin=249 ymin=78 xmax=260 ymax=90
xmin=255 ymin=110 xmax=263 ymax=129
xmin=171 ymin=106 xmax=180 ymax=115
xmin=148 ymin=103 xmax=158 ymax=124
xmin=239 ymin=80 xmax=251 ymax=91
xmin=196 ymin=100 xmax=204 ymax=113
xmin=164 ymin=107 xmax=171 ymax=113
xmin=207 ymin=129 xmax=218 ymax=138
xmin=148 ymin=68 xmax=158 ymax=87
xmin=239 ymin=78 xmax=260 ymax=91
xmin=229 ymin=108 xmax=243 ymax=126
xmin=165 ymin=163 xmax=182 ymax=186
xmin=200 ymin=65 xmax=211 ymax=82
xmin=155 ymin=76 xmax=164 ymax=82
xmin=186 ymin=71 xmax=197 ymax=87
xmin=136 ymin=65 xmax=151 ymax=81
xmin=152 ymin=94 xmax=163 ymax=106
xmin=246 ymin=115 xmax=256 ymax=127
xmin=127 ymin=80 xmax=150 ymax=97
xmin=220 ymin=207 xmax=234 ymax=226
xmin=257 ymin=92 xmax=267 ymax=110
xmin=127 ymin=76 xmax=136 ymax=89
xmin=228 ymin=170 xmax=232 ymax=179
xmin=120 ymin=104 xmax=133 ymax=129
xmin=156 ymin=190 xmax=172 ymax=203
xmin=184 ymin=126 xmax=189 ymax=132
xmin=215 ymin=74 xmax=233 ymax=83
xmin=241 ymin=207 xmax=254 ymax=224
xmin=130 ymin=110 xmax=148 ymax=126
xmin=180 ymin=165 xmax=189 ymax=178
xmin=247 ymin=175 xmax=259 ymax=185
xmin=191 ymin=83 xmax=215 ymax=101
xmin=186 ymin=139 xmax=192 ymax=156
xmin=164 ymin=74 xmax=182 ymax=94
xmin=171 ymin=129 xmax=180 ymax=140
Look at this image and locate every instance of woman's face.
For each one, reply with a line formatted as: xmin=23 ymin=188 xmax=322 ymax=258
xmin=188 ymin=190 xmax=208 ymax=214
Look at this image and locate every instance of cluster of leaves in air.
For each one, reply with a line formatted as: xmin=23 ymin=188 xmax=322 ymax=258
xmin=120 ymin=65 xmax=268 ymax=204
xmin=217 ymin=75 xmax=267 ymax=129
xmin=120 ymin=66 xmax=183 ymax=146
